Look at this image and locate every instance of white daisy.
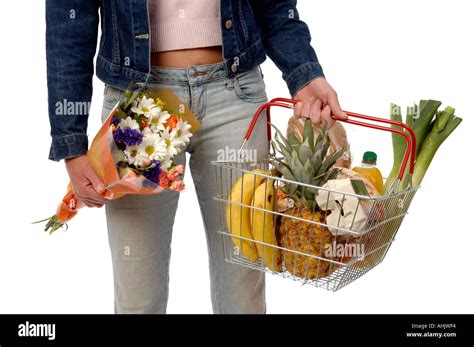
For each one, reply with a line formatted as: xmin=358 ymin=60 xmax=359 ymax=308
xmin=161 ymin=128 xmax=179 ymax=157
xmin=171 ymin=119 xmax=192 ymax=147
xmin=137 ymin=133 xmax=168 ymax=162
xmin=131 ymin=96 xmax=161 ymax=119
xmin=148 ymin=110 xmax=171 ymax=133
xmin=123 ymin=146 xmax=143 ymax=166
xmin=118 ymin=116 xmax=140 ymax=130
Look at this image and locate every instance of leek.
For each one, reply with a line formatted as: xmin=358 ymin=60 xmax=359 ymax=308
xmin=384 ymin=104 xmax=405 ymax=194
xmin=383 ymin=100 xmax=462 ymax=193
xmin=412 ymin=106 xmax=462 ymax=186
xmin=412 ymin=100 xmax=441 ymax=154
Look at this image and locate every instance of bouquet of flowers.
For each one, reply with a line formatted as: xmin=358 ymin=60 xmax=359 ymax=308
xmin=35 ymin=85 xmax=200 ymax=233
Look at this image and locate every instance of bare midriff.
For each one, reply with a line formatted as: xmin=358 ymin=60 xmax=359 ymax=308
xmin=151 ymin=46 xmax=223 ymax=68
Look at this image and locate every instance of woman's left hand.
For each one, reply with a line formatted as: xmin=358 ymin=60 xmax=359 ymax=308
xmin=293 ymin=77 xmax=347 ymax=129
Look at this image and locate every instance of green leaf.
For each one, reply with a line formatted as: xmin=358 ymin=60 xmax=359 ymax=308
xmin=116 ymin=108 xmax=128 ymax=119
xmin=287 ymin=131 xmax=301 ymax=151
xmin=383 ymin=103 xmax=406 ymax=194
xmin=273 ymin=138 xmax=293 ymax=163
xmin=290 ymin=150 xmax=304 ymax=181
xmin=301 ymin=158 xmax=314 ymax=184
xmin=298 ymin=138 xmax=313 ymax=164
xmin=316 ymin=148 xmax=345 ymax=177
xmin=434 ymin=106 xmax=455 ymax=133
xmin=414 ymin=99 xmax=441 ymax=153
xmin=310 ymin=155 xmax=322 ymax=175
xmin=351 ymin=179 xmax=370 ymax=196
xmin=321 ymin=136 xmax=330 ymax=159
xmin=269 ymin=157 xmax=294 ymax=179
xmin=405 ymin=103 xmax=416 ymax=128
xmin=303 ymin=119 xmax=314 ymax=150
xmin=270 ymin=123 xmax=292 ymax=154
xmin=303 ymin=158 xmax=315 ymax=177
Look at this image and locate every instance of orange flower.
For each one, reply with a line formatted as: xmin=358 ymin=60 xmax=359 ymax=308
xmin=165 ymin=115 xmax=180 ymax=130
xmin=57 ymin=184 xmax=83 ymax=222
xmin=34 ymin=183 xmax=86 ymax=234
xmin=159 ymin=171 xmax=170 ymax=187
xmin=167 ymin=168 xmax=181 ymax=181
xmin=170 ymin=180 xmax=185 ymax=192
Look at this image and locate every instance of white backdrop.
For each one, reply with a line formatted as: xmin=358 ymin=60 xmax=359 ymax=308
xmin=0 ymin=0 xmax=473 ymax=314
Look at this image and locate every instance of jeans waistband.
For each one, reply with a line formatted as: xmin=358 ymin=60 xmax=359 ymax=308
xmin=149 ymin=62 xmax=227 ymax=84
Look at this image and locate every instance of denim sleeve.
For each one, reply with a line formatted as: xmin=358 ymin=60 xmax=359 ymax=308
xmin=249 ymin=0 xmax=325 ymax=97
xmin=46 ymin=0 xmax=100 ymax=161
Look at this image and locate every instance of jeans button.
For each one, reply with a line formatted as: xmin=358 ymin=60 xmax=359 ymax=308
xmin=225 ymin=20 xmax=233 ymax=29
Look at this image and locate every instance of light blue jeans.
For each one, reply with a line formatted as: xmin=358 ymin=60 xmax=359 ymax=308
xmin=101 ymin=63 xmax=269 ymax=314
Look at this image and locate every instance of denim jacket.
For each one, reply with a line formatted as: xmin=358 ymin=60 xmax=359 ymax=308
xmin=46 ymin=0 xmax=325 ymax=161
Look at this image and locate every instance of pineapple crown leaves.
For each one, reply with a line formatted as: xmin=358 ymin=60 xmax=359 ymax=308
xmin=269 ymin=120 xmax=345 ymax=185
xmin=269 ymin=119 xmax=347 ymax=209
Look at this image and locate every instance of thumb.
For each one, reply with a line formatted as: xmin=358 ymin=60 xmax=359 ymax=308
xmin=327 ymin=92 xmax=348 ymax=120
xmin=85 ymin=167 xmax=105 ymax=194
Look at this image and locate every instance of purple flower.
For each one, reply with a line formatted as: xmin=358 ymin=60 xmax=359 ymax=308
xmin=113 ymin=127 xmax=143 ymax=146
xmin=142 ymin=160 xmax=161 ymax=184
xmin=111 ymin=117 xmax=121 ymax=127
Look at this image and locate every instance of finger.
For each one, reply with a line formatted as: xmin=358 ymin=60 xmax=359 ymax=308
xmin=79 ymin=194 xmax=105 ymax=207
xmin=84 ymin=166 xmax=106 ymax=195
xmin=76 ymin=193 xmax=103 ymax=208
xmin=82 ymin=199 xmax=104 ymax=208
xmin=82 ymin=185 xmax=107 ymax=204
xmin=309 ymin=99 xmax=322 ymax=125
xmin=301 ymin=98 xmax=314 ymax=119
xmin=327 ymin=92 xmax=348 ymax=120
xmin=294 ymin=101 xmax=303 ymax=118
xmin=321 ymin=105 xmax=335 ymax=129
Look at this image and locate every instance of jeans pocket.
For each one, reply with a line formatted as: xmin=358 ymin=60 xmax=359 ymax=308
xmin=101 ymin=84 xmax=124 ymax=123
xmin=233 ymin=67 xmax=267 ymax=103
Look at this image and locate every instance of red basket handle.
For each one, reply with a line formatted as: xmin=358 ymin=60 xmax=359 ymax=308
xmin=242 ymin=98 xmax=416 ymax=192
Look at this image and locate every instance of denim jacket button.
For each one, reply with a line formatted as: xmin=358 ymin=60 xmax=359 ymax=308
xmin=225 ymin=20 xmax=233 ymax=29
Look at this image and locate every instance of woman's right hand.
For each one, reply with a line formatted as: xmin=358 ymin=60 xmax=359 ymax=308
xmin=65 ymin=155 xmax=106 ymax=208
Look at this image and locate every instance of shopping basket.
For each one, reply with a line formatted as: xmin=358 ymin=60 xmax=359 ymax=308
xmin=212 ymin=98 xmax=418 ymax=291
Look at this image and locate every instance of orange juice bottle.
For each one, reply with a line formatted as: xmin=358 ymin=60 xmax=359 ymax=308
xmin=353 ymin=151 xmax=384 ymax=194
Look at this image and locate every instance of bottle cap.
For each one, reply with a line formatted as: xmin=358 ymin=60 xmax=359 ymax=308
xmin=362 ymin=151 xmax=377 ymax=164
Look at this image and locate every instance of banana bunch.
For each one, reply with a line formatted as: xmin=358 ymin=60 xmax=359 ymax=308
xmin=226 ymin=169 xmax=282 ymax=271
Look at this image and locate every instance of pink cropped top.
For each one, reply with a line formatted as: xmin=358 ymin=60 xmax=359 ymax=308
xmin=148 ymin=0 xmax=223 ymax=52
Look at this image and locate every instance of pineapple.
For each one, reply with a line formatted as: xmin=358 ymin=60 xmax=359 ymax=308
xmin=269 ymin=120 xmax=346 ymax=280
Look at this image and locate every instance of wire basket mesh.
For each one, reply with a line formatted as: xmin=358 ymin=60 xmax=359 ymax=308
xmin=212 ymin=98 xmax=419 ymax=291
xmin=213 ymin=160 xmax=418 ymax=291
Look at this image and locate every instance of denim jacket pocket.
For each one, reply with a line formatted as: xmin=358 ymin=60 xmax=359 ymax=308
xmin=233 ymin=67 xmax=267 ymax=103
xmin=101 ymin=84 xmax=123 ymax=123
